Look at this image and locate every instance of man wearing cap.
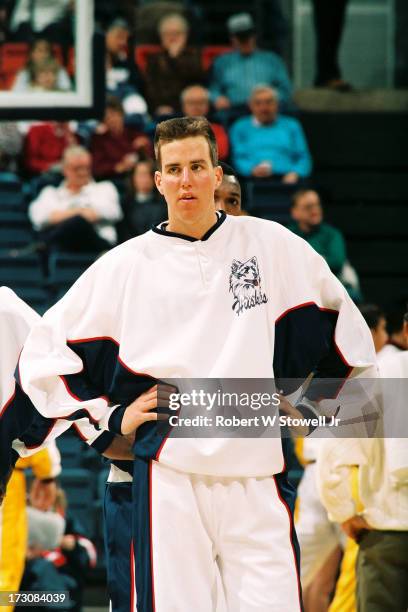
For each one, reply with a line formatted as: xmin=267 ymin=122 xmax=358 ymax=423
xmin=209 ymin=12 xmax=292 ymax=115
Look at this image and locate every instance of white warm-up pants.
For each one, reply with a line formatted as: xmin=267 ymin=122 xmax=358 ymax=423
xmin=133 ymin=460 xmax=303 ymax=612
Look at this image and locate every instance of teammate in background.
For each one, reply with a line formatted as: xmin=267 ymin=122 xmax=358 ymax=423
xmin=0 ymin=286 xmax=133 ymax=501
xmin=0 ymin=441 xmax=61 ymax=612
xmin=214 ymin=162 xmax=242 ymax=216
xmin=378 ymin=306 xmax=408 ymax=361
xmin=19 ymin=118 xmax=376 ymax=611
xmin=20 ymin=488 xmax=97 ymax=612
xmin=318 ymin=310 xmax=408 ymax=612
xmin=295 ymin=436 xmax=343 ymax=612
xmin=0 ymin=289 xmax=135 ymax=610
xmin=359 ymin=304 xmax=388 ymax=354
xmin=314 ymin=303 xmax=386 ymax=612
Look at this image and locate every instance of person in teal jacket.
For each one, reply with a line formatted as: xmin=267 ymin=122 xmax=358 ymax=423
xmin=229 ymin=85 xmax=312 ymax=182
xmin=288 ymin=189 xmax=346 ymax=275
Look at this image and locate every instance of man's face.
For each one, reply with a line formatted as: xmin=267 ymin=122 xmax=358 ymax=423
xmin=31 ymin=40 xmax=51 ymax=64
xmin=230 ymin=33 xmax=256 ymax=55
xmin=182 ymin=87 xmax=210 ymax=117
xmin=104 ymin=108 xmax=124 ymax=133
xmin=155 ymin=136 xmax=222 ymax=227
xmin=372 ymin=317 xmax=389 ymax=353
xmin=106 ymin=27 xmax=129 ymax=55
xmin=250 ymin=91 xmax=278 ymax=124
xmin=133 ymin=162 xmax=154 ymax=194
xmin=36 ymin=69 xmax=57 ymax=91
xmin=63 ymin=153 xmax=92 ymax=189
xmin=214 ymin=175 xmax=241 ymax=216
xmin=160 ymin=20 xmax=187 ymax=52
xmin=291 ymin=191 xmax=323 ymax=229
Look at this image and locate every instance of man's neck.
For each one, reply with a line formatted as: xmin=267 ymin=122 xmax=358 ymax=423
xmin=167 ymin=211 xmax=218 ymax=239
xmin=297 ymin=221 xmax=314 ymax=234
xmin=66 ymin=181 xmax=88 ymax=194
xmin=390 ymin=332 xmax=407 ymax=350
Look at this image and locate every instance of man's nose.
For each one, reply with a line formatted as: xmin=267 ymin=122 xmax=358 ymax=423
xmin=181 ymin=167 xmax=192 ymax=186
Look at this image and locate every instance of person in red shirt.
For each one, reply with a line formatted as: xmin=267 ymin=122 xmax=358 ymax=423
xmin=23 ymin=122 xmax=77 ymax=176
xmin=181 ymin=85 xmax=229 ymax=160
xmin=90 ymin=96 xmax=153 ymax=180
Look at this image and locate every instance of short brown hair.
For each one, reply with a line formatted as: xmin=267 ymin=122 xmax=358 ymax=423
xmin=291 ymin=189 xmax=318 ymax=208
xmin=105 ymin=95 xmax=124 ymax=115
xmin=154 ymin=116 xmax=218 ymax=170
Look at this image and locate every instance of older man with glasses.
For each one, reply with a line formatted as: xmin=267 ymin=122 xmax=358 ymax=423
xmin=28 ymin=145 xmax=122 ymax=254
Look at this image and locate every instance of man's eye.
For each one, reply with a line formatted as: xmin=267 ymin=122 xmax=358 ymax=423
xmin=168 ymin=167 xmax=179 ymax=174
xmin=227 ymin=199 xmax=239 ymax=207
xmin=191 ymin=164 xmax=203 ymax=171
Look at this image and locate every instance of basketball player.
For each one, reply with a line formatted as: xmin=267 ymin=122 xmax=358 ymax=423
xmin=18 ymin=118 xmax=376 ymax=611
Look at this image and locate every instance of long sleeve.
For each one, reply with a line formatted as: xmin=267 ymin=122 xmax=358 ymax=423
xmin=18 ymin=248 xmax=152 ymax=433
xmin=91 ymin=182 xmax=123 ymax=222
xmin=28 ymin=186 xmax=59 ymax=230
xmin=19 ymin=441 xmax=62 ymax=479
xmin=316 ymin=438 xmax=371 ymax=523
xmin=144 ymin=49 xmax=205 ymax=112
xmin=229 ymin=118 xmax=255 ymax=177
xmin=324 ymin=227 xmax=346 ymax=274
xmin=0 ymin=288 xmax=114 ymax=499
xmin=273 ymin=226 xmax=378 ymax=412
xmin=208 ymin=56 xmax=225 ymax=101
xmin=90 ymin=133 xmax=120 ymax=178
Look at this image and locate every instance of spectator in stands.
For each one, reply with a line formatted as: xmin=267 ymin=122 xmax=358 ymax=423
xmin=23 ymin=122 xmax=77 ymax=176
xmin=214 ymin=162 xmax=242 ymax=216
xmin=289 ymin=189 xmax=347 ymax=275
xmin=181 ymin=85 xmax=229 ymax=160
xmin=230 ymin=86 xmax=311 ymax=182
xmin=90 ymin=96 xmax=153 ymax=181
xmin=209 ymin=13 xmax=292 ymax=117
xmin=21 ymin=488 xmax=96 ymax=612
xmin=12 ymin=38 xmax=71 ymax=92
xmin=143 ymin=13 xmax=205 ymax=117
xmin=120 ymin=158 xmax=167 ymax=240
xmin=26 ymin=58 xmax=63 ymax=92
xmin=28 ymin=145 xmax=122 ymax=253
xmin=8 ymin=0 xmax=73 ymax=46
xmin=0 ymin=122 xmax=22 ymax=172
xmin=359 ymin=304 xmax=388 ymax=354
xmin=105 ymin=18 xmax=147 ymax=116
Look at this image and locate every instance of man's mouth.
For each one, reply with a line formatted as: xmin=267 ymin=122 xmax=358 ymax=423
xmin=179 ymin=194 xmax=196 ymax=202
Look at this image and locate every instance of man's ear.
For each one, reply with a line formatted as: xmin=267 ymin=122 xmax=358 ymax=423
xmin=214 ymin=165 xmax=223 ymax=189
xmin=155 ymin=170 xmax=164 ymax=195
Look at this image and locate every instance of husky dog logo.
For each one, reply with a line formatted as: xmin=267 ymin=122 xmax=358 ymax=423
xmin=229 ymin=256 xmax=268 ymax=315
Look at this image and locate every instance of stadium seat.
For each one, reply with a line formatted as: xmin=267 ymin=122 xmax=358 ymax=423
xmin=0 ymin=253 xmax=48 ymax=311
xmin=245 ymin=181 xmax=298 ymax=224
xmin=0 ymin=211 xmax=34 ymax=249
xmin=0 ymin=173 xmax=25 ymax=209
xmin=201 ymin=45 xmax=231 ymax=70
xmin=0 ymin=43 xmax=28 ymax=89
xmin=59 ymin=468 xmax=94 ymax=534
xmin=134 ymin=44 xmax=161 ymax=73
xmin=348 ymin=240 xmax=407 ymax=275
xmin=48 ymin=252 xmax=96 ymax=294
xmin=57 ymin=432 xmax=90 ymax=469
